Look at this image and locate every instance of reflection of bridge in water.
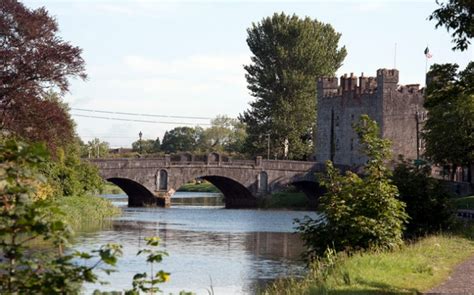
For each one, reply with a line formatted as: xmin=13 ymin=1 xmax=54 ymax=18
xmin=91 ymin=153 xmax=348 ymax=208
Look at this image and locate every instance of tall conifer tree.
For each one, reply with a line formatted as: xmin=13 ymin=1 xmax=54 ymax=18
xmin=240 ymin=12 xmax=346 ymax=160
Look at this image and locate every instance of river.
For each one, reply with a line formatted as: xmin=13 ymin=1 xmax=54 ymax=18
xmin=73 ymin=192 xmax=317 ymax=294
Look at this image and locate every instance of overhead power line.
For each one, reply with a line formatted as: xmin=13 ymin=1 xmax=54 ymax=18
xmin=71 ymin=113 xmax=211 ymax=126
xmin=71 ymin=108 xmax=214 ymax=120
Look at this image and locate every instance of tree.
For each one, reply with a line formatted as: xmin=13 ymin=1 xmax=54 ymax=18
xmin=81 ymin=138 xmax=110 ymax=158
xmin=0 ymin=1 xmax=86 ymax=151
xmin=3 ymin=92 xmax=76 ymax=154
xmin=47 ymin=142 xmax=104 ymax=196
xmin=240 ymin=12 xmax=346 ymax=160
xmin=392 ymin=159 xmax=456 ymax=238
xmin=161 ymin=127 xmax=199 ymax=153
xmin=0 ymin=139 xmax=121 ymax=293
xmin=429 ymin=0 xmax=474 ymax=51
xmin=131 ymin=138 xmax=160 ymax=154
xmin=423 ymin=62 xmax=474 ymax=180
xmin=297 ymin=115 xmax=407 ymax=258
xmin=197 ymin=115 xmax=247 ymax=154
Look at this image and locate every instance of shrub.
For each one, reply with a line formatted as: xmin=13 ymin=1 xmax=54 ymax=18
xmin=392 ymin=160 xmax=456 ymax=237
xmin=297 ymin=115 xmax=408 ymax=258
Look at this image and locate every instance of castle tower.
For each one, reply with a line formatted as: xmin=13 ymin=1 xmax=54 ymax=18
xmin=315 ymin=68 xmax=424 ymax=167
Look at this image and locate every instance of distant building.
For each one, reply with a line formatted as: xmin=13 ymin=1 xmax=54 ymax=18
xmin=315 ymin=69 xmax=425 ymax=167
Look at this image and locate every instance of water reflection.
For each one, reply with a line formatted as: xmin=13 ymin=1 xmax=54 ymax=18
xmin=75 ymin=193 xmax=317 ymax=294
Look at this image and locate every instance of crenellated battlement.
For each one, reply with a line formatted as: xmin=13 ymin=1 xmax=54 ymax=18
xmin=317 ymin=68 xmax=422 ymax=98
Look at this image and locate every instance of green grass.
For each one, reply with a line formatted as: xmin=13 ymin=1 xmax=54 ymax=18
xmin=177 ymin=181 xmax=220 ymax=193
xmin=258 ymin=191 xmax=310 ymax=209
xmin=263 ymin=235 xmax=474 ymax=294
xmin=453 ymin=195 xmax=474 ymax=209
xmin=55 ymin=195 xmax=121 ymax=229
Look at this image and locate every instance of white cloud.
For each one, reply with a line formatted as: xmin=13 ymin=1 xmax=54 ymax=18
xmin=123 ymin=54 xmax=250 ymax=76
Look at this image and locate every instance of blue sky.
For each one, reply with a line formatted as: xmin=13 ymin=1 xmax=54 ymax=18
xmin=25 ymin=0 xmax=473 ymax=147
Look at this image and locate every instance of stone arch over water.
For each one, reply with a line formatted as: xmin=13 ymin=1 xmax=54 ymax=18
xmin=176 ymin=173 xmax=257 ymax=208
xmin=107 ymin=177 xmax=162 ymax=207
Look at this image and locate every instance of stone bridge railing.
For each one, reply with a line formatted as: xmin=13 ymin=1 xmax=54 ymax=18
xmin=90 ymin=153 xmax=328 ymax=172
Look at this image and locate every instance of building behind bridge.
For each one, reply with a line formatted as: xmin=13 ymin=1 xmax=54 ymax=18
xmin=315 ymin=68 xmax=425 ymax=167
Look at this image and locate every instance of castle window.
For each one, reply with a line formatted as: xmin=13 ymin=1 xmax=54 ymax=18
xmin=335 ymin=116 xmax=340 ymax=127
xmin=351 ymin=114 xmax=354 ymax=121
xmin=350 ymin=138 xmax=354 ymax=151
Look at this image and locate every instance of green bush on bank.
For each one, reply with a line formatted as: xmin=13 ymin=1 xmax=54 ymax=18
xmin=263 ymin=235 xmax=474 ymax=294
xmin=392 ymin=160 xmax=457 ymax=237
xmin=55 ymin=195 xmax=121 ymax=229
xmin=297 ymin=115 xmax=408 ymax=258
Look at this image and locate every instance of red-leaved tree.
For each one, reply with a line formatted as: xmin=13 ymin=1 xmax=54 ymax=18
xmin=0 ymin=0 xmax=86 ymax=152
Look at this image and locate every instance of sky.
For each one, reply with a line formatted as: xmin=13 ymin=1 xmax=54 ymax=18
xmin=24 ymin=0 xmax=473 ymax=148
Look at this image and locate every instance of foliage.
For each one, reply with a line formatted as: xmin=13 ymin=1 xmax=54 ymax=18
xmin=55 ymin=195 xmax=121 ymax=229
xmin=297 ymin=115 xmax=408 ymax=258
xmin=429 ymin=0 xmax=474 ymax=51
xmin=392 ymin=160 xmax=456 ymax=237
xmin=81 ymin=138 xmax=111 ymax=158
xmin=2 ymin=92 xmax=76 ymax=154
xmin=197 ymin=115 xmax=247 ymax=154
xmin=240 ymin=12 xmax=346 ymax=160
xmin=161 ymin=127 xmax=200 ymax=153
xmin=132 ymin=138 xmax=160 ymax=154
xmin=0 ymin=139 xmax=122 ymax=293
xmin=258 ymin=190 xmax=309 ymax=209
xmin=453 ymin=195 xmax=474 ymax=209
xmin=126 ymin=237 xmax=170 ymax=295
xmin=0 ymin=0 xmax=86 ymax=152
xmin=423 ymin=62 xmax=474 ymax=180
xmin=263 ymin=235 xmax=474 ymax=294
xmin=46 ymin=143 xmax=104 ymax=197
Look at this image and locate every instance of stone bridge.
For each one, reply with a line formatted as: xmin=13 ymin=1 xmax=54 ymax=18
xmin=90 ymin=153 xmax=346 ymax=208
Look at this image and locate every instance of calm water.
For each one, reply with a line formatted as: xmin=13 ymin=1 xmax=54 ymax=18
xmin=74 ymin=192 xmax=317 ymax=294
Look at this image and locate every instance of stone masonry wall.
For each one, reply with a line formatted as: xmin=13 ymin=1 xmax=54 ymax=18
xmin=315 ymin=69 xmax=425 ymax=167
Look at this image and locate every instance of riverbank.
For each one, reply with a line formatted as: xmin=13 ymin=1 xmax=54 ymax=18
xmin=177 ymin=181 xmax=220 ymax=193
xmin=258 ymin=191 xmax=310 ymax=209
xmin=263 ymin=233 xmax=474 ymax=294
xmin=55 ymin=195 xmax=121 ymax=229
xmin=454 ymin=195 xmax=474 ymax=209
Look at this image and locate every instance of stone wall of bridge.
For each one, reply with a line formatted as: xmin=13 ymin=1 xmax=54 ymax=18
xmin=90 ymin=155 xmax=341 ymax=208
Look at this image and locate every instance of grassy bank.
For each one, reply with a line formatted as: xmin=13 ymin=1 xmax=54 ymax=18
xmin=453 ymin=195 xmax=474 ymax=209
xmin=55 ymin=195 xmax=121 ymax=229
xmin=177 ymin=181 xmax=220 ymax=193
xmin=263 ymin=235 xmax=474 ymax=294
xmin=258 ymin=191 xmax=310 ymax=209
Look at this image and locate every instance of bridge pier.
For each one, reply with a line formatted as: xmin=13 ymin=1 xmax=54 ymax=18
xmin=154 ymin=192 xmax=172 ymax=208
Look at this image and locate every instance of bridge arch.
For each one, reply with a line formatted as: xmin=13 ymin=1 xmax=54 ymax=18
xmin=175 ymin=172 xmax=257 ymax=208
xmin=269 ymin=177 xmax=327 ymax=208
xmin=107 ymin=177 xmax=163 ymax=207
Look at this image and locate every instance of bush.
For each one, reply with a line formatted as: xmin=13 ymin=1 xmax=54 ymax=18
xmin=0 ymin=139 xmax=122 ymax=293
xmin=392 ymin=160 xmax=456 ymax=237
xmin=297 ymin=115 xmax=408 ymax=258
